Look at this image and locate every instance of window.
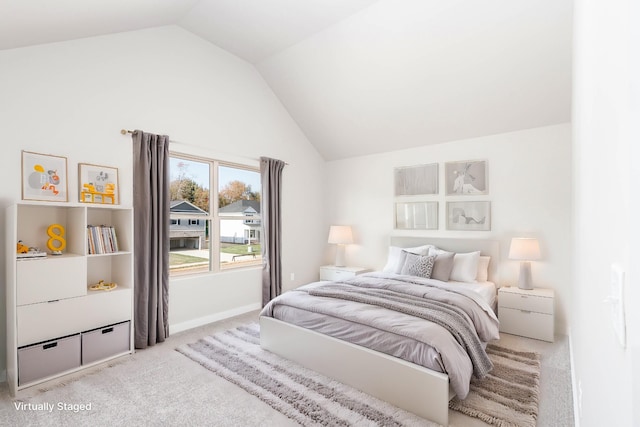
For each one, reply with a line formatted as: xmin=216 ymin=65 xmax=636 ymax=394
xmin=169 ymin=154 xmax=261 ymax=276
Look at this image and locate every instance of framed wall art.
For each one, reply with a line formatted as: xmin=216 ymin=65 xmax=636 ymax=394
xmin=79 ymin=163 xmax=119 ymax=204
xmin=21 ymin=150 xmax=68 ymax=202
xmin=445 ymin=160 xmax=488 ymax=195
xmin=446 ymin=201 xmax=491 ymax=231
xmin=394 ymin=163 xmax=439 ymax=196
xmin=395 ymin=202 xmax=438 ymax=230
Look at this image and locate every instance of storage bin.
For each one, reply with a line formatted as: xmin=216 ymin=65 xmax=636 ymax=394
xmin=82 ymin=321 xmax=130 ymax=365
xmin=18 ymin=334 xmax=81 ymax=386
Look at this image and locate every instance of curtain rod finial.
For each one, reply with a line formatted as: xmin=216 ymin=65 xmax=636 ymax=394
xmin=120 ymin=129 xmax=128 ymax=135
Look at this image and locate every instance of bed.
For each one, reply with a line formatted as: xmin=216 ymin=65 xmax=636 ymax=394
xmin=259 ymin=237 xmax=500 ymax=426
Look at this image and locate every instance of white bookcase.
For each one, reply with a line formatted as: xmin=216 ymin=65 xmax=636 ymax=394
xmin=5 ymin=201 xmax=134 ymax=395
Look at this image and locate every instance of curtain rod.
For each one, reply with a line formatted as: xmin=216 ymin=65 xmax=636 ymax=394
xmin=120 ymin=129 xmax=288 ymax=165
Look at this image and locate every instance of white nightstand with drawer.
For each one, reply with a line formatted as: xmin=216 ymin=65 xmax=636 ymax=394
xmin=319 ymin=265 xmax=370 ymax=281
xmin=498 ymin=287 xmax=555 ymax=342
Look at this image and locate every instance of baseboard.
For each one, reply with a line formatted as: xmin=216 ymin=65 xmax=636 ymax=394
xmin=169 ymin=303 xmax=261 ymax=335
xmin=568 ymin=329 xmax=580 ymax=427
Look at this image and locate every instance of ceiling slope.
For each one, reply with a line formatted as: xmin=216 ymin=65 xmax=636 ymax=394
xmin=257 ymin=0 xmax=573 ymax=160
xmin=178 ymin=0 xmax=378 ymax=63
xmin=0 ymin=0 xmax=199 ymax=51
xmin=0 ymin=0 xmax=572 ymax=160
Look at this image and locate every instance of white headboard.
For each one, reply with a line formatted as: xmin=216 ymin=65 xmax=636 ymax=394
xmin=388 ymin=236 xmax=500 ymax=283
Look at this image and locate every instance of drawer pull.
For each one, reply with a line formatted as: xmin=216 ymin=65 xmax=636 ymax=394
xmin=521 ymin=310 xmax=532 ymax=314
xmin=520 ymin=295 xmax=528 ymax=299
xmin=47 ymin=299 xmax=60 ymax=303
xmin=43 ymin=342 xmax=58 ymax=350
xmin=102 ymin=327 xmax=114 ymax=334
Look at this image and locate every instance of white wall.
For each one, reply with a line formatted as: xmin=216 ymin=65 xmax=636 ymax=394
xmin=572 ymin=0 xmax=639 ymax=425
xmin=0 ymin=26 xmax=326 ymax=371
xmin=324 ymin=123 xmax=572 ymax=334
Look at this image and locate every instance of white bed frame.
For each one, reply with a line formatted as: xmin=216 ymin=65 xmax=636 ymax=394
xmin=260 ymin=237 xmax=500 ymax=426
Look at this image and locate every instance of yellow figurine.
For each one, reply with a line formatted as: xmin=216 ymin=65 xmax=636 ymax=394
xmin=16 ymin=241 xmax=29 ymax=254
xmin=89 ymin=280 xmax=117 ymax=291
xmin=46 ymin=223 xmax=66 ymax=254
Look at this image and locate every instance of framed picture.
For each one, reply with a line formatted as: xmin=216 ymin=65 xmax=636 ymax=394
xmin=446 ymin=201 xmax=491 ymax=231
xmin=79 ymin=163 xmax=119 ymax=204
xmin=445 ymin=160 xmax=488 ymax=195
xmin=395 ymin=202 xmax=438 ymax=230
xmin=394 ymin=163 xmax=439 ymax=196
xmin=21 ymin=151 xmax=68 ymax=202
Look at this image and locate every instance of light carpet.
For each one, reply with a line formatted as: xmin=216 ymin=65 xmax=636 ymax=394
xmin=448 ymin=344 xmax=541 ymax=427
xmin=177 ymin=323 xmax=541 ymax=427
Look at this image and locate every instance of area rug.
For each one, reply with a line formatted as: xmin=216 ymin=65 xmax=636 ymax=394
xmin=177 ymin=323 xmax=540 ymax=427
xmin=448 ymin=344 xmax=541 ymax=427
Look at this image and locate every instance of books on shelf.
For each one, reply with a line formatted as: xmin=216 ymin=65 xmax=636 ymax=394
xmin=87 ymin=225 xmax=120 ymax=255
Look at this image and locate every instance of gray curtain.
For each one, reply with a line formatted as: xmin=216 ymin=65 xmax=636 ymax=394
xmin=260 ymin=157 xmax=285 ymax=307
xmin=132 ymin=130 xmax=170 ymax=349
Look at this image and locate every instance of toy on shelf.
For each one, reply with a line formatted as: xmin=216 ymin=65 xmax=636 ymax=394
xmin=16 ymin=241 xmax=28 ymax=254
xmin=89 ymin=280 xmax=118 ymax=291
xmin=46 ymin=223 xmax=66 ymax=255
xmin=16 ymin=241 xmax=47 ymax=260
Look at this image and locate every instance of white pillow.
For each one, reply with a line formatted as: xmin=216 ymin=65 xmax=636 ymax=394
xmin=428 ymin=246 xmax=446 ymax=256
xmin=476 ymin=255 xmax=491 ymax=282
xmin=449 ymin=251 xmax=481 ymax=283
xmin=382 ymin=245 xmax=432 ymax=274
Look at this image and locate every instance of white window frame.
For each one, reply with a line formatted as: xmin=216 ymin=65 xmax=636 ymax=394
xmin=169 ymin=152 xmax=261 ymax=275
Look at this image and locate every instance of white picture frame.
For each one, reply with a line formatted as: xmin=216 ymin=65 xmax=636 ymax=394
xmin=445 ymin=160 xmax=488 ymax=195
xmin=395 ymin=202 xmax=438 ymax=230
xmin=394 ymin=163 xmax=439 ymax=196
xmin=446 ymin=201 xmax=491 ymax=231
xmin=21 ymin=150 xmax=69 ymax=202
xmin=78 ymin=163 xmax=119 ymax=204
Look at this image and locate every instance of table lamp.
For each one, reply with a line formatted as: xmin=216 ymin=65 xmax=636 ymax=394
xmin=328 ymin=225 xmax=353 ymax=267
xmin=508 ymin=237 xmax=541 ymax=290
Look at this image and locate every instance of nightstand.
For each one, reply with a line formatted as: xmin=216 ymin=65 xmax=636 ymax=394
xmin=498 ymin=287 xmax=555 ymax=342
xmin=319 ymin=265 xmax=370 ymax=281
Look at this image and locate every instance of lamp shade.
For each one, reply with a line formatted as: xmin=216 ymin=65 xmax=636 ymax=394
xmin=328 ymin=225 xmax=353 ymax=245
xmin=509 ymin=238 xmax=541 ymax=261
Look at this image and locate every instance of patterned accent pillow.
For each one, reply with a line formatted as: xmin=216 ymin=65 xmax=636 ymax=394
xmin=400 ymin=252 xmax=436 ymax=278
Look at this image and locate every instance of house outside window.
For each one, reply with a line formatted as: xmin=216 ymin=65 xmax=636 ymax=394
xmin=169 ymin=154 xmax=261 ymax=276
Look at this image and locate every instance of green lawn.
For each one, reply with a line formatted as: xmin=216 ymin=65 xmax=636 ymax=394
xmin=220 ymin=243 xmax=261 ymax=255
xmin=169 ymin=252 xmax=208 ymax=266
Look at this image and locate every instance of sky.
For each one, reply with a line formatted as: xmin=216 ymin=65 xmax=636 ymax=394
xmin=169 ymin=157 xmax=260 ymax=191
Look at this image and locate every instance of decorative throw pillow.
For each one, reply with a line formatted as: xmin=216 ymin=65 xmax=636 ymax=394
xmin=430 ymin=251 xmax=455 ymax=282
xmin=449 ymin=251 xmax=481 ymax=283
xmin=476 ymin=256 xmax=491 ymax=282
xmin=400 ymin=252 xmax=436 ymax=278
xmin=382 ymin=245 xmax=433 ymax=274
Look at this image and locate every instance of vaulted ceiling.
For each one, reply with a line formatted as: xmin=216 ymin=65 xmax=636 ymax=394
xmin=0 ymin=0 xmax=573 ymax=160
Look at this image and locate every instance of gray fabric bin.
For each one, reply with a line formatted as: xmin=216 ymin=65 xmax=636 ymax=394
xmin=82 ymin=321 xmax=130 ymax=365
xmin=18 ymin=334 xmax=81 ymax=385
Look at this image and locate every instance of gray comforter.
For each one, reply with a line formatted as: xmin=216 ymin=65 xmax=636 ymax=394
xmin=260 ymin=272 xmax=500 ymax=398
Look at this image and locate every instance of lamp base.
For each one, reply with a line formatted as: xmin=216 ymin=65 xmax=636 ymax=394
xmin=517 ymin=261 xmax=534 ymax=290
xmin=334 ymin=244 xmax=346 ymax=267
